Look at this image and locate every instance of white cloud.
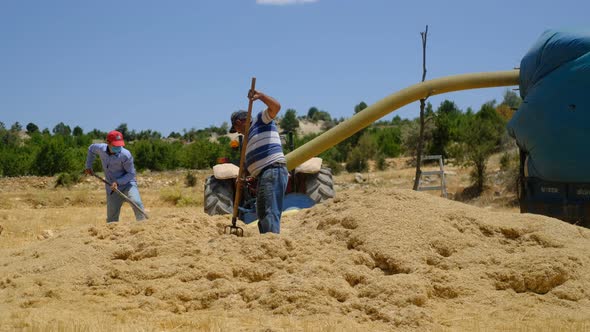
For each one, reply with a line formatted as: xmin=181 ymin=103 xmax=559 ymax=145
xmin=256 ymin=0 xmax=318 ymax=5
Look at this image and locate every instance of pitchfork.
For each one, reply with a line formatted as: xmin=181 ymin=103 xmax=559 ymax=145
xmin=225 ymin=77 xmax=256 ymax=237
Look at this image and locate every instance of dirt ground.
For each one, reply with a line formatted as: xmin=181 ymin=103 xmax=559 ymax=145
xmin=1 ymin=159 xmax=590 ymax=331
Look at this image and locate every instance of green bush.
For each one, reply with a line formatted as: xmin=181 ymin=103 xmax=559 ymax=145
xmin=0 ymin=147 xmax=33 ymax=176
xmin=345 ymin=147 xmax=368 ymax=173
xmin=32 ymin=136 xmax=79 ymax=176
xmin=185 ymin=171 xmax=197 ymax=187
xmin=181 ymin=139 xmax=225 ymax=169
xmin=372 ymin=127 xmax=402 ymax=158
xmin=130 ymin=139 xmax=181 ymax=171
xmin=55 ymin=172 xmax=81 ymax=188
xmin=459 ymin=103 xmax=506 ymax=194
xmin=324 ymin=158 xmax=343 ymax=175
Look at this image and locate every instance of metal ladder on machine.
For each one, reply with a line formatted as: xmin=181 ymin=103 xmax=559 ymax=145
xmin=417 ymin=155 xmax=448 ymax=198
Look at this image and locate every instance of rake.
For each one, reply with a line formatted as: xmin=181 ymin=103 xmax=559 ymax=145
xmin=225 ymin=77 xmax=256 ymax=237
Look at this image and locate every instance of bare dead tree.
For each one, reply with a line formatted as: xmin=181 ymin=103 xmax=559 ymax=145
xmin=413 ymin=25 xmax=429 ymax=191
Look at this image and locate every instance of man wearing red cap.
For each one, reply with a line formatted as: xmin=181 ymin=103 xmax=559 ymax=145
xmin=84 ymin=130 xmax=146 ymax=223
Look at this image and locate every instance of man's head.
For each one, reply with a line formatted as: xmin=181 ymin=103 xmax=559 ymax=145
xmin=106 ymin=130 xmax=125 ymax=147
xmin=229 ymin=111 xmax=248 ymax=134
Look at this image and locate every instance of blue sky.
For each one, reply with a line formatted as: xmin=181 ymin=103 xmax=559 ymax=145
xmin=1 ymin=0 xmax=588 ymax=136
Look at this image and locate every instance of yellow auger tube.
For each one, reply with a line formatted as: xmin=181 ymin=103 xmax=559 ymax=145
xmin=285 ymin=70 xmax=520 ymax=170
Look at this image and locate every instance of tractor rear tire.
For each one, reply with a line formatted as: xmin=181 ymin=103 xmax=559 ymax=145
xmin=305 ymin=167 xmax=335 ymax=203
xmin=204 ymin=176 xmax=234 ymax=215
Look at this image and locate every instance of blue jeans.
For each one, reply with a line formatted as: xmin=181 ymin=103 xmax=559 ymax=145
xmin=106 ymin=183 xmax=146 ymax=222
xmin=256 ymin=165 xmax=288 ymax=234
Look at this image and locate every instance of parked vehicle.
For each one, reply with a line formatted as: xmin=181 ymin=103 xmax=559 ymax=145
xmin=509 ymin=29 xmax=590 ymax=227
xmin=204 ymin=134 xmax=334 ymax=221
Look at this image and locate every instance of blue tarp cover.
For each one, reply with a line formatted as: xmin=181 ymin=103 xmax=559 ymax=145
xmin=508 ymin=29 xmax=590 ymax=182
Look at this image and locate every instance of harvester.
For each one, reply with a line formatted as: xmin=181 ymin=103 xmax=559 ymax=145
xmin=508 ymin=29 xmax=590 ymax=227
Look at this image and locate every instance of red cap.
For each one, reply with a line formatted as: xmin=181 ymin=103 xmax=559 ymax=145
xmin=106 ymin=130 xmax=125 ymax=147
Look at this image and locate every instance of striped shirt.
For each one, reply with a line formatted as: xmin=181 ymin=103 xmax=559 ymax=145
xmin=246 ymin=110 xmax=286 ymax=177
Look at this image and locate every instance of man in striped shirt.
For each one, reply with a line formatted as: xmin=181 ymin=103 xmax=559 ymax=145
xmin=229 ymin=89 xmax=288 ymax=234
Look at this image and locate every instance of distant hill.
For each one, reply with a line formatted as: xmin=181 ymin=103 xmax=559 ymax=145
xmin=216 ymin=119 xmax=326 ymax=143
xmin=290 ymin=119 xmax=325 ymax=136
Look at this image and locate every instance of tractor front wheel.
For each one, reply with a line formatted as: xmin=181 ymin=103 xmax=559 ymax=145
xmin=204 ymin=176 xmax=234 ymax=215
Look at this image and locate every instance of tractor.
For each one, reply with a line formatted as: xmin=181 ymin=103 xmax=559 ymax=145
xmin=204 ymin=132 xmax=335 ymax=222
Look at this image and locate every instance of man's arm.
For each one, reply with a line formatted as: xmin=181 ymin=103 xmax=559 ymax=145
xmin=85 ymin=144 xmax=99 ymax=173
xmin=249 ymin=90 xmax=281 ymax=119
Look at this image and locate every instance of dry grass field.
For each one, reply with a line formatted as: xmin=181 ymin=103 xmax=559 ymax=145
xmin=1 ymin=158 xmax=590 ymax=331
